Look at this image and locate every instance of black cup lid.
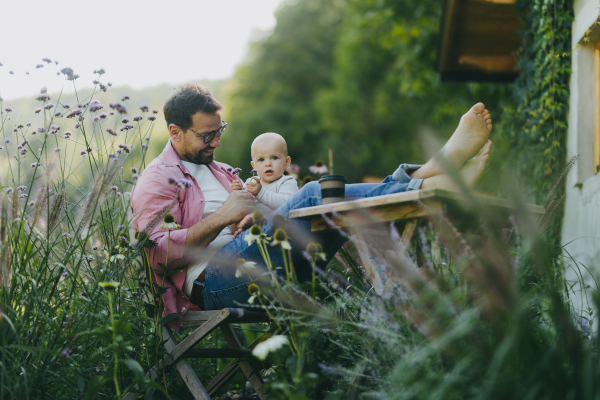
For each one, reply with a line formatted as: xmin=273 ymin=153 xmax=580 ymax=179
xmin=319 ymin=175 xmax=347 ymax=183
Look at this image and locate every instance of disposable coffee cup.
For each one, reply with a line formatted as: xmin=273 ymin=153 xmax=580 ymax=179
xmin=319 ymin=175 xmax=347 ymax=204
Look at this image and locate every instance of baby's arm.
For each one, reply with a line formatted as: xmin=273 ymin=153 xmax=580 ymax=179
xmin=255 ymin=177 xmax=299 ymax=210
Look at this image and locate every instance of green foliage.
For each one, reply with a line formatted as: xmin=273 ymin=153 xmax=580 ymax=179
xmin=504 ymin=0 xmax=573 ymax=207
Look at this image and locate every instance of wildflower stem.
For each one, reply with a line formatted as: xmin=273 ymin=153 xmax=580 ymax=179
xmin=281 ymin=247 xmax=290 ymax=281
xmin=107 ymin=290 xmax=121 ymax=398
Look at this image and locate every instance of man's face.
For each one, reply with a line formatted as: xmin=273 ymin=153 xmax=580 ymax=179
xmin=177 ymin=111 xmax=222 ymax=165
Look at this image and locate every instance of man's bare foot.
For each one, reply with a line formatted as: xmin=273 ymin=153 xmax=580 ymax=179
xmin=442 ymin=102 xmax=492 ymax=168
xmin=460 ymin=139 xmax=492 ymax=187
xmin=410 ymin=103 xmax=492 ymax=181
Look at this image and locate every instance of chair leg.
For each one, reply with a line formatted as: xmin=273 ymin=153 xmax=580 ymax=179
xmin=220 ymin=324 xmax=266 ymax=400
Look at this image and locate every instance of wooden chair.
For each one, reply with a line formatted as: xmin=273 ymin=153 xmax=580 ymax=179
xmin=123 ymin=308 xmax=271 ymax=400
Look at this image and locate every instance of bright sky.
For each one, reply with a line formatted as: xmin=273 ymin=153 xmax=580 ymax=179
xmin=0 ymin=0 xmax=284 ymax=101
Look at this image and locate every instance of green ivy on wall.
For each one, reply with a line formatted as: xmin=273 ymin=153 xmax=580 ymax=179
xmin=509 ymin=0 xmax=573 ymax=200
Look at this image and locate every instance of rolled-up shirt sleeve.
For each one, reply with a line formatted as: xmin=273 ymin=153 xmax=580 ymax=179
xmin=132 ymin=171 xmax=191 ymax=274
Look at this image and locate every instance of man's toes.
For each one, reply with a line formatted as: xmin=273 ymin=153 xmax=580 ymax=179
xmin=471 ymin=102 xmax=485 ymax=115
xmin=482 ymin=109 xmax=489 ymax=118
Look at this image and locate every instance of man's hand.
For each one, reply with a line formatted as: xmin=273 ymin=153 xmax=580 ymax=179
xmin=232 ymin=214 xmax=253 ymax=238
xmin=231 ymin=179 xmax=243 ymax=191
xmin=246 ymin=177 xmax=262 ymax=196
xmin=215 ymin=189 xmax=256 ymax=225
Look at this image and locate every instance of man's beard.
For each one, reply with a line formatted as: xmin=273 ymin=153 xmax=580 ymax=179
xmin=187 ymin=147 xmax=215 ymax=165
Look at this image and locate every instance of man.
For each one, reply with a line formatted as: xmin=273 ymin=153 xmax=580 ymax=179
xmin=131 ymin=83 xmax=492 ymax=329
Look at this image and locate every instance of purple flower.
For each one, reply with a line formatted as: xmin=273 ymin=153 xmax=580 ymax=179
xmin=63 ymin=131 xmax=72 ymax=139
xmin=152 ymin=109 xmax=158 ymax=114
xmin=121 ymin=117 xmax=129 ymax=124
xmin=54 ymin=111 xmax=62 ymax=117
xmin=92 ymin=116 xmax=100 ymax=122
xmin=50 ymin=124 xmax=60 ymax=132
xmin=20 ymin=149 xmax=27 ymax=156
xmin=60 ymin=349 xmax=70 ymax=358
xmin=147 ymin=115 xmax=156 ymax=121
xmin=19 ymin=194 xmax=27 ymax=199
xmin=121 ymin=95 xmax=129 ymax=101
xmin=119 ymin=236 xmax=128 ymax=243
xmin=89 ymin=102 xmax=103 ymax=112
xmin=42 ymin=58 xmax=52 ymax=64
xmin=117 ymin=192 xmax=122 ymax=197
xmin=92 ymin=245 xmax=99 ymax=250
xmin=99 ymin=83 xmax=107 ymax=92
xmin=98 ymin=112 xmax=108 ymax=119
xmin=16 ymin=124 xmax=24 ymax=129
xmin=61 ymin=272 xmax=69 ymax=277
xmin=132 ymin=173 xmax=139 ymax=180
xmin=118 ymin=224 xmax=125 ymax=230
xmin=133 ymin=115 xmax=142 ymax=122
xmin=4 ymin=138 xmax=11 ymax=144
xmin=232 ymin=167 xmax=242 ymax=175
xmin=62 ymin=232 xmax=71 ymax=238
xmin=144 ymin=137 xmax=151 ymax=141
xmin=87 ymin=146 xmax=93 ymax=153
xmin=63 ymin=104 xmax=70 ymax=109
xmin=5 ymin=107 xmax=12 ymax=112
xmin=34 ymin=108 xmax=42 ymax=114
xmin=36 ymin=64 xmax=44 ymax=69
xmin=44 ymin=104 xmax=54 ymax=110
xmin=54 ymin=147 xmax=61 ymax=152
xmin=226 ymin=167 xmax=233 ymax=173
xmin=130 ymin=167 xmax=138 ymax=173
xmin=26 ymin=123 xmax=31 ymax=127
xmin=28 ymin=201 xmax=36 ymax=207
xmin=110 ymin=185 xmax=118 ymax=191
xmin=168 ymin=177 xmax=177 ymax=184
xmin=106 ymin=128 xmax=117 ymax=136
xmin=140 ymin=105 xmax=149 ymax=112
xmin=74 ymin=123 xmax=80 ymax=129
xmin=38 ymin=127 xmax=46 ymax=134
xmin=117 ymin=104 xmax=127 ymax=114
xmin=80 ymin=150 xmax=87 ymax=156
xmin=9 ymin=70 xmax=13 ymax=75
xmin=4 ymin=187 xmax=13 ymax=194
xmin=0 ymin=146 xmax=3 ymax=150
xmin=177 ymin=178 xmax=192 ymax=189
xmin=141 ymin=143 xmax=148 ymax=150
xmin=251 ymin=169 xmax=257 ymax=176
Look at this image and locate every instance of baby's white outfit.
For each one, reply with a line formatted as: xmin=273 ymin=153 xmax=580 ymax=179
xmin=248 ymin=175 xmax=299 ymax=215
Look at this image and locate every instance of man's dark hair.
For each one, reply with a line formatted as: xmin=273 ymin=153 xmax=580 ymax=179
xmin=163 ymin=83 xmax=223 ymax=131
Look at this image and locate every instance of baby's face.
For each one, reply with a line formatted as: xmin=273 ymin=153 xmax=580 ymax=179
xmin=251 ymin=141 xmax=290 ymax=184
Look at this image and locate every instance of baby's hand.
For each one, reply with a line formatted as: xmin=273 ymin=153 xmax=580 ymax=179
xmin=246 ymin=177 xmax=262 ymax=196
xmin=231 ymin=179 xmax=243 ymax=191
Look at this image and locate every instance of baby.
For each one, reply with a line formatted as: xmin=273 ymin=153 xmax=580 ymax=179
xmin=231 ymin=132 xmax=299 ymax=234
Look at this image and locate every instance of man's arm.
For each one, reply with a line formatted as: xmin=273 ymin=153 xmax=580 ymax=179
xmin=185 ymin=189 xmax=256 ymax=248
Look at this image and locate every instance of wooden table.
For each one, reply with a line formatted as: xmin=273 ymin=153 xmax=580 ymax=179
xmin=289 ymin=188 xmax=545 ymax=295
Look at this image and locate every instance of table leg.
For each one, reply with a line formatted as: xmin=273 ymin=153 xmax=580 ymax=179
xmin=401 ymin=219 xmax=418 ymax=248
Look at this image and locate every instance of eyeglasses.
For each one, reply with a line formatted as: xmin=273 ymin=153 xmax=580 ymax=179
xmin=189 ymin=121 xmax=227 ymax=144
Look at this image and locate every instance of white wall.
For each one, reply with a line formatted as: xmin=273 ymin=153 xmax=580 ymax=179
xmin=562 ymin=0 xmax=600 ymax=320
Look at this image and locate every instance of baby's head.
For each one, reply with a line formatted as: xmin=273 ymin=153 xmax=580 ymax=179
xmin=250 ymin=132 xmax=291 ymax=184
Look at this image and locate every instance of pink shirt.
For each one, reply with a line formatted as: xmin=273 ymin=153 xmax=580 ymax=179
xmin=131 ymin=140 xmax=237 ymax=330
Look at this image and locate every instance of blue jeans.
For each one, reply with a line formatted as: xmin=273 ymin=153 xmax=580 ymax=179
xmin=198 ymin=164 xmax=423 ymax=310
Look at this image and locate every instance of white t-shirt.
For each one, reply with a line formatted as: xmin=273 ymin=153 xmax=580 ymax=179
xmin=182 ymin=161 xmax=233 ymax=297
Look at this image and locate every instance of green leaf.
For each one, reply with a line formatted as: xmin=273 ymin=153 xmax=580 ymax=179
xmin=84 ymin=375 xmax=105 ymax=400
xmin=144 ymin=302 xmax=156 ymax=318
xmin=122 ymin=358 xmax=145 ymax=381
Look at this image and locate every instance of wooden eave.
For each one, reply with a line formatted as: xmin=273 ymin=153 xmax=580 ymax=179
xmin=438 ymin=0 xmax=522 ymax=82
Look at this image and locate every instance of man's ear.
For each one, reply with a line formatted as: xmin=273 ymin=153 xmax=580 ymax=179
xmin=169 ymin=124 xmax=182 ymax=142
xmin=285 ymin=156 xmax=291 ymax=169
